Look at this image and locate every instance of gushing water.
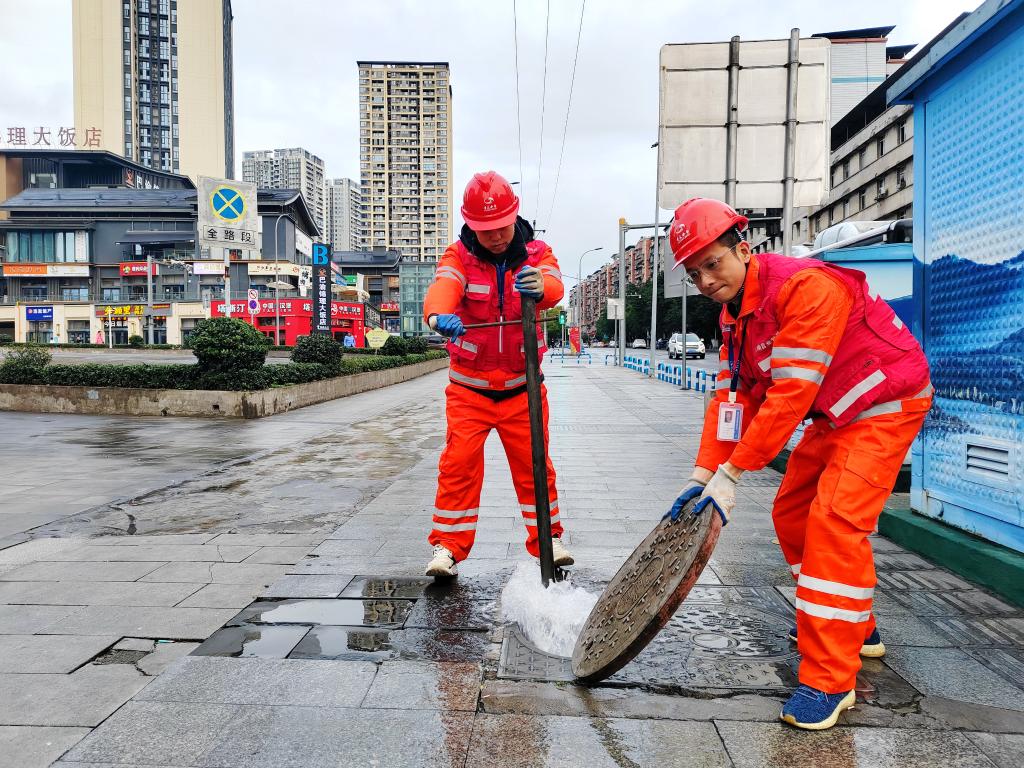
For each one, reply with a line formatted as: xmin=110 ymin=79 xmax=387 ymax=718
xmin=501 ymin=563 xmax=600 ymax=657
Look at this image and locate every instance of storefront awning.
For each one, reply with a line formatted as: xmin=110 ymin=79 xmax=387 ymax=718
xmin=116 ymin=230 xmax=197 ymax=245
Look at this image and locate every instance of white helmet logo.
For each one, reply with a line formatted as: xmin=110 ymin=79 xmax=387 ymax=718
xmin=673 ymin=221 xmax=689 ymax=241
xmin=482 ymin=195 xmax=497 ymax=212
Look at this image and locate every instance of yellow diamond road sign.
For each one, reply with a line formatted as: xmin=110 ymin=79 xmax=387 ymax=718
xmin=366 ymin=327 xmax=391 ymax=349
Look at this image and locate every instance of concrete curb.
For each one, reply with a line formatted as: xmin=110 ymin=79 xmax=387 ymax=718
xmin=0 ymin=357 xmax=449 ymax=419
xmin=879 ymin=506 xmax=1024 ymax=609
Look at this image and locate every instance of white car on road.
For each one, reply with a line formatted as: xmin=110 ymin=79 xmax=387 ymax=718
xmin=668 ymin=332 xmax=706 ymax=359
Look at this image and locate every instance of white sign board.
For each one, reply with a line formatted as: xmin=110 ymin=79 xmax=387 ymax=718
xmin=193 ymin=261 xmax=226 ymax=275
xmin=295 ymin=229 xmax=313 ymax=257
xmin=247 ymin=262 xmax=302 ymax=277
xmin=197 ymin=176 xmax=260 ymax=253
xmin=659 ymin=38 xmax=831 ymax=209
xmin=607 ymin=297 xmax=624 ymax=320
xmin=662 ymin=258 xmax=701 ymax=299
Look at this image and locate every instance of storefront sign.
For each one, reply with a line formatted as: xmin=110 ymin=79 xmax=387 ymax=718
xmin=192 ymin=261 xmax=226 ymax=275
xmin=26 ymin=305 xmax=53 ymax=322
xmin=2 ymin=264 xmax=89 ymax=277
xmin=295 ymin=230 xmax=313 ymax=257
xmin=365 ymin=327 xmax=390 ymax=349
xmin=379 ymin=302 xmax=400 ymax=312
xmin=2 ymin=125 xmax=101 ymax=149
xmin=247 ymin=262 xmax=302 ymax=277
xmin=95 ymin=304 xmax=170 ymax=318
xmin=312 ymin=242 xmax=331 ymax=335
xmin=119 ymin=261 xmax=158 ymax=277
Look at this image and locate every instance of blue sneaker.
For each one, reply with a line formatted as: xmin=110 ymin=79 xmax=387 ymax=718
xmin=788 ymin=626 xmax=886 ymax=658
xmin=780 ymin=685 xmax=856 ymax=730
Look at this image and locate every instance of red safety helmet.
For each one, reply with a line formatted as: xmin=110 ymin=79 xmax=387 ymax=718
xmin=668 ymin=197 xmax=748 ymax=269
xmin=461 ymin=171 xmax=520 ymax=231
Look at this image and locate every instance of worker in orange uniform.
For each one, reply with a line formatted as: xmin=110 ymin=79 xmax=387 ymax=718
xmin=663 ymin=198 xmax=931 ymax=730
xmin=422 ymin=171 xmax=574 ymax=578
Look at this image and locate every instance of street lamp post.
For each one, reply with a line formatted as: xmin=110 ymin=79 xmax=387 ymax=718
xmin=576 ymin=247 xmax=602 ymax=347
xmin=648 ymin=141 xmax=662 ymax=378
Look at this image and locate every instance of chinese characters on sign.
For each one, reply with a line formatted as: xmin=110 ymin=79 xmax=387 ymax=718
xmin=2 ymin=126 xmax=102 ymax=149
xmin=94 ymin=304 xmax=170 ymax=318
xmin=197 ymin=177 xmax=259 ymax=255
xmin=312 ymin=243 xmax=331 ymax=335
xmin=203 ymin=227 xmax=257 ymax=245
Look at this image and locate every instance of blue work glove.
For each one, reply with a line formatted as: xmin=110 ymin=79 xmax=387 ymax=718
xmin=430 ymin=313 xmax=465 ymax=338
xmin=693 ymin=465 xmax=740 ymax=526
xmin=513 ymin=266 xmax=545 ymax=300
xmin=662 ymin=477 xmax=707 ymax=522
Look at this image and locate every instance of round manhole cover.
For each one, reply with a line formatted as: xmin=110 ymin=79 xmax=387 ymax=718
xmin=571 ymin=501 xmax=722 ymax=684
xmin=659 ymin=603 xmax=794 ymax=659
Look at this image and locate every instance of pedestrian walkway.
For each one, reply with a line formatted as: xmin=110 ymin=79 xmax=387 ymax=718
xmin=2 ymin=361 xmax=1023 ymax=766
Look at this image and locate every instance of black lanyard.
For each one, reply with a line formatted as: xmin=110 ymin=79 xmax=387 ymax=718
xmin=726 ymin=318 xmax=746 ymax=404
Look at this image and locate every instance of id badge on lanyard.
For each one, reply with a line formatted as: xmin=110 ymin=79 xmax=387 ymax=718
xmin=718 ymin=321 xmax=746 ymax=442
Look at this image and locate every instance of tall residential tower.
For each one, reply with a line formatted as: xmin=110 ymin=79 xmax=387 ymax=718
xmin=72 ymin=0 xmax=235 ymax=180
xmin=357 ymin=61 xmax=453 ymax=261
xmin=326 ymin=178 xmax=363 ymax=251
xmin=241 ymin=148 xmax=327 ymax=234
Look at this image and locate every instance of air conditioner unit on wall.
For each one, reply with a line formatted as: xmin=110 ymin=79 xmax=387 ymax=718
xmin=876 ymin=186 xmax=890 ymax=201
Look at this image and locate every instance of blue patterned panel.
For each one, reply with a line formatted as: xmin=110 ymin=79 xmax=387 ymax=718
xmin=918 ymin=22 xmax=1024 ymax=551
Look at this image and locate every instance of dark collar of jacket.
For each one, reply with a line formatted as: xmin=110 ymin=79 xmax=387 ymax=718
xmin=459 ymin=216 xmax=534 ymax=271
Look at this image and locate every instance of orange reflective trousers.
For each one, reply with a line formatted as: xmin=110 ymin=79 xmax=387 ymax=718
xmin=430 ymin=382 xmax=562 ymax=562
xmin=772 ymin=406 xmax=928 ymax=693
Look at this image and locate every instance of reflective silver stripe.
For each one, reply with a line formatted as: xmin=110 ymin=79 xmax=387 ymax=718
xmin=505 ymin=375 xmax=527 ymax=387
xmin=539 ymin=265 xmax=563 ymax=280
xmin=913 ymin=383 xmax=933 ymax=399
xmin=435 ymin=267 xmax=466 ymax=286
xmin=771 ymin=346 xmax=833 ymax=366
xmin=449 ymin=370 xmax=490 ymax=388
xmin=771 ymin=366 xmax=825 ymax=385
xmin=852 ymin=401 xmax=903 ymax=423
xmin=521 ymin=500 xmax=559 ymax=513
xmin=523 ymin=514 xmax=560 ymax=527
xmin=466 ymin=283 xmax=491 ymax=295
xmin=892 ymin=315 xmax=904 ymax=330
xmin=433 ymin=508 xmax=479 ymax=521
xmin=790 ymin=563 xmax=802 ymax=576
xmin=432 ymin=521 xmax=478 ymax=533
xmin=795 ymin=597 xmax=871 ymax=623
xmin=798 ymin=574 xmax=874 ymax=600
xmin=719 ymin=358 xmax=731 ymax=371
xmin=454 ymin=338 xmax=478 ymax=354
xmin=829 ymin=369 xmax=887 ymax=419
xmin=758 ymin=357 xmax=771 ymax=372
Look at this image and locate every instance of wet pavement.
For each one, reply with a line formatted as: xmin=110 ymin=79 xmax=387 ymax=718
xmin=1 ymin=360 xmax=1023 ymax=765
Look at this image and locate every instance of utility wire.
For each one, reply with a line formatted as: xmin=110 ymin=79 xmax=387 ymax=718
xmin=544 ymin=0 xmax=586 ymax=229
xmin=512 ymin=0 xmax=525 ymax=212
xmin=535 ymin=0 xmax=551 ymax=226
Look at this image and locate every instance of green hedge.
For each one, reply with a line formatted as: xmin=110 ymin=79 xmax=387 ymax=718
xmin=0 ymin=351 xmax=447 ymax=391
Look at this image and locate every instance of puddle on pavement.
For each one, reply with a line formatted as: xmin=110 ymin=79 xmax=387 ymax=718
xmin=193 ymin=624 xmax=311 ymax=658
xmin=229 ymin=598 xmax=414 ymax=628
xmin=340 ymin=576 xmax=433 ymax=599
xmin=290 ymin=626 xmax=396 ymax=661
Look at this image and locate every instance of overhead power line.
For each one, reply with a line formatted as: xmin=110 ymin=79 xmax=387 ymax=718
xmin=543 ymin=0 xmax=587 ymax=229
xmin=535 ymin=0 xmax=551 ymax=226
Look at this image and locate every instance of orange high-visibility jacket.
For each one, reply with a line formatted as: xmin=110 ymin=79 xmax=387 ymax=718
xmin=423 ymin=238 xmax=564 ymax=391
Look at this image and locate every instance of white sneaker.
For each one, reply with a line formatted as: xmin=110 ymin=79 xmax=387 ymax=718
xmin=425 ymin=544 xmax=458 ymax=578
xmin=551 ymin=537 xmax=575 ymax=567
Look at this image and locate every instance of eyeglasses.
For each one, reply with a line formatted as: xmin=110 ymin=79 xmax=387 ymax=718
xmin=686 ymin=245 xmax=741 ymax=283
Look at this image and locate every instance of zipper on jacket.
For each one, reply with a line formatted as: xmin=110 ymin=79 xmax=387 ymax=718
xmin=496 ymin=261 xmax=507 ymax=354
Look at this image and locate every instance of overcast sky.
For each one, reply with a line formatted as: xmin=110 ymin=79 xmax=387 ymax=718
xmin=1 ymin=0 xmax=976 ymax=285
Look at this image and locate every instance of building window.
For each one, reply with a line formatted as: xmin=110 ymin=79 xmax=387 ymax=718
xmin=858 ymin=188 xmax=867 ymax=211
xmin=896 ymin=165 xmax=907 ymax=188
xmin=858 ymin=147 xmax=867 ymax=171
xmin=877 ymin=137 xmax=885 ymax=158
xmin=67 ymin=320 xmax=91 ymax=344
xmin=876 ymin=178 xmax=885 ymax=198
xmin=842 ymin=160 xmax=850 ymax=180
xmin=898 ymin=121 xmax=908 ymax=143
xmin=828 ymin=207 xmax=835 ymax=225
xmin=842 ymin=198 xmax=850 ymax=219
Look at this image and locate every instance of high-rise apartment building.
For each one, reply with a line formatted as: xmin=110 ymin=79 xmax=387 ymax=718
xmin=357 ymin=61 xmax=453 ymax=261
xmin=326 ymin=178 xmax=363 ymax=251
xmin=242 ymin=148 xmax=327 ymax=234
xmin=72 ymin=0 xmax=235 ymax=180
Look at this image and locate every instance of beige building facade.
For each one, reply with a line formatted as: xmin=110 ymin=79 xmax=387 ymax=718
xmin=72 ymin=0 xmax=234 ymax=181
xmin=358 ymin=61 xmax=453 ymax=261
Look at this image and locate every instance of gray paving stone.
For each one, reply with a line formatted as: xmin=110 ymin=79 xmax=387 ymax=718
xmin=714 ymin=721 xmax=997 ymax=767
xmin=206 ymin=533 xmax=326 ymax=547
xmin=311 ymin=539 xmax=386 ymax=557
xmin=241 ymin=546 xmax=312 ymax=565
xmin=0 ymin=580 xmax=202 ymax=607
xmin=89 ymin=534 xmax=218 ymax=546
xmin=261 ymin=574 xmax=353 ymax=598
xmin=465 ymin=714 xmax=731 ymax=767
xmin=966 ymin=732 xmax=1024 ymax=768
xmin=362 ymin=661 xmax=481 ymax=712
xmin=0 ymin=560 xmax=166 ymax=583
xmin=61 ymin=700 xmax=240 ymax=765
xmin=0 ymin=665 xmax=150 ymax=726
xmin=196 ymin=706 xmax=474 ymax=768
xmin=40 ymin=605 xmax=238 ymax=640
xmin=0 ymin=604 xmax=82 ymax=634
xmin=114 ymin=638 xmax=155 ymax=652
xmin=0 ymin=725 xmax=91 ymax=768
xmin=0 ymin=634 xmax=118 ymax=674
xmin=140 ymin=562 xmax=289 ymax=585
xmin=137 ymin=642 xmax=201 ymax=676
xmin=135 ymin=656 xmax=377 ymax=707
xmin=46 ymin=544 xmax=260 ymax=563
xmin=175 ymin=583 xmax=264 ymax=609
xmin=884 ymin=646 xmax=1024 ymax=711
